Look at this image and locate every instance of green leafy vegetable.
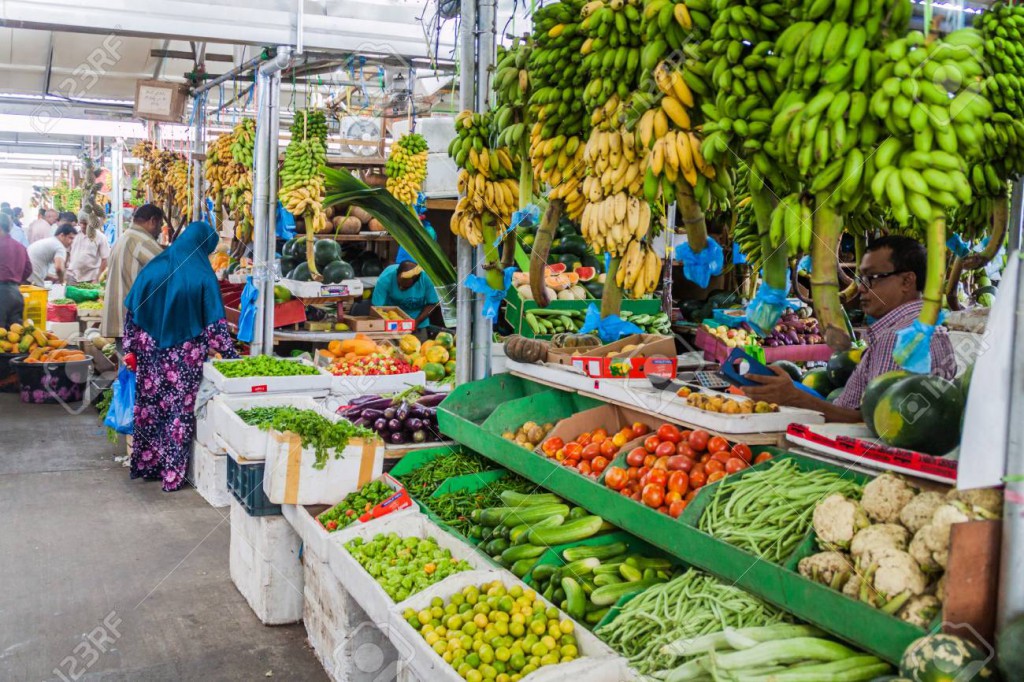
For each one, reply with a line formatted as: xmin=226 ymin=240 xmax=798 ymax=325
xmin=236 ymin=406 xmax=376 ymax=469
xmin=214 ymin=356 xmax=319 ymax=378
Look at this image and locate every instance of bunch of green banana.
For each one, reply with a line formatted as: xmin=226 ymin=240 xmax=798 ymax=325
xmin=977 ymin=3 xmax=1024 ymax=180
xmin=976 ymin=2 xmax=1024 ymax=79
xmin=640 ymin=0 xmax=711 ymax=61
xmin=385 ymin=133 xmax=429 ymax=206
xmin=493 ymin=39 xmax=532 ymax=151
xmin=767 ymin=193 xmax=812 ymax=258
xmin=225 ymin=173 xmax=253 ymax=241
xmin=291 ymin=110 xmax=328 ymax=144
xmin=579 ymin=0 xmax=644 ymax=111
xmin=230 ymin=119 xmax=255 ymax=167
xmin=731 ymin=193 xmax=762 ymax=266
xmin=281 ymin=136 xmax=328 ymax=232
xmin=450 ymin=111 xmax=519 ymax=247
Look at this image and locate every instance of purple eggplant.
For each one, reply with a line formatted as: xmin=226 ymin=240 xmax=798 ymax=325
xmin=406 ymin=417 xmax=424 ymax=431
xmin=389 ymin=431 xmax=407 ymax=445
xmin=350 ymin=394 xmax=384 ymax=406
xmin=411 ymin=430 xmax=427 ymax=443
xmin=396 ymin=402 xmax=410 ymax=421
xmin=416 ymin=393 xmax=446 ymax=407
xmin=387 ymin=418 xmax=403 ymax=432
xmin=360 ymin=408 xmax=386 ymax=421
xmin=373 ymin=417 xmax=388 ymax=432
xmin=352 ymin=417 xmax=371 ymax=428
xmin=383 ymin=407 xmax=397 ymax=420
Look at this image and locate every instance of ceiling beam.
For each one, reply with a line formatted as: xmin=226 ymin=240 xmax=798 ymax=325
xmin=42 ymin=32 xmax=56 ymax=97
xmin=151 ymin=49 xmax=234 ymax=62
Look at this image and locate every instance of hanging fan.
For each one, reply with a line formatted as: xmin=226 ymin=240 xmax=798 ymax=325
xmin=339 ymin=116 xmax=381 ymax=156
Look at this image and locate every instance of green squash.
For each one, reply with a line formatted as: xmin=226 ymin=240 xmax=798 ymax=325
xmin=900 ymin=633 xmax=1000 ymax=682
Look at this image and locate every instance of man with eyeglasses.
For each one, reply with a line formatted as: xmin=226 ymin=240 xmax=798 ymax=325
xmin=743 ymin=235 xmax=957 ymax=422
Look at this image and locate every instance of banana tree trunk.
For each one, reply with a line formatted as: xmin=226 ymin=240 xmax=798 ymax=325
xmin=529 ymin=199 xmax=562 ymax=305
xmin=961 ymin=195 xmax=1008 ymax=271
xmin=677 ymin=183 xmax=707 ymax=253
xmin=749 ymin=185 xmax=787 ymax=291
xmin=811 ymin=195 xmax=851 ymax=351
xmin=602 ymin=256 xmax=623 ymax=318
xmin=920 ymin=213 xmax=947 ymax=328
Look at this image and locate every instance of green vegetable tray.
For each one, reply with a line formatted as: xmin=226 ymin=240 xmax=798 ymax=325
xmin=505 ymin=285 xmax=661 ymax=339
xmin=389 ymin=444 xmax=505 ymax=501
xmin=420 ymin=469 xmax=511 ymax=548
xmin=437 ymin=374 xmax=925 ymax=663
xmin=203 ymin=357 xmax=331 ymax=395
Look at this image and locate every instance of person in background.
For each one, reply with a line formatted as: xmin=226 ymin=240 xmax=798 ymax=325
xmin=123 ymin=221 xmax=237 ymax=491
xmin=101 ymin=204 xmax=165 ymax=345
xmin=743 ymin=236 xmax=957 ymax=422
xmin=371 ymin=261 xmax=439 ymax=330
xmin=57 ymin=211 xmax=77 ymax=228
xmin=0 ymin=214 xmax=32 ymax=326
xmin=27 ymin=208 xmax=58 ymax=243
xmin=66 ymin=211 xmax=111 ymax=284
xmin=8 ymin=207 xmax=28 ymax=247
xmin=26 ymin=223 xmax=76 ymax=287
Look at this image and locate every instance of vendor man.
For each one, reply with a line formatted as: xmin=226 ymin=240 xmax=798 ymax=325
xmin=743 ymin=236 xmax=957 ymax=422
xmin=371 ymin=261 xmax=438 ymax=330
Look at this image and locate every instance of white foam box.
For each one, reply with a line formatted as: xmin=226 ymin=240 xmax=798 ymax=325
xmin=422 ymin=152 xmax=458 ymax=197
xmin=329 ymin=371 xmax=427 ymax=402
xmin=284 ymin=498 xmax=419 ymax=562
xmin=209 ymin=393 xmax=327 ymax=462
xmin=279 ymin=278 xmax=364 ymax=299
xmin=391 ymin=117 xmax=456 ymax=154
xmin=195 ymin=404 xmax=225 ymax=454
xmin=228 ymin=499 xmax=304 ymax=625
xmin=326 ymin=513 xmax=492 ymax=629
xmin=386 ymin=570 xmax=632 ymax=682
xmin=189 ymin=440 xmax=231 ymax=508
xmin=203 ymin=357 xmax=332 ymax=395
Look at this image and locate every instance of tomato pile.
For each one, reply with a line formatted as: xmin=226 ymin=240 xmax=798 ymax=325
xmin=540 ymin=422 xmax=652 ymax=479
xmin=328 ymin=353 xmax=417 ymax=376
xmin=602 ymin=425 xmax=773 ymax=519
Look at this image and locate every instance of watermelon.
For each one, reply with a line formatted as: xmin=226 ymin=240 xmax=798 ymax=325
xmin=873 ymin=375 xmax=964 ymax=455
xmin=998 ymin=614 xmax=1024 ymax=681
xmin=574 ymin=266 xmax=597 ymax=282
xmin=547 ymin=263 xmax=567 ymax=275
xmin=314 ymin=239 xmax=342 ymax=270
xmin=583 ymin=281 xmax=604 ymax=299
xmin=900 ymin=633 xmax=1000 ymax=682
xmin=826 ymin=387 xmax=845 ymax=403
xmin=801 ymin=368 xmax=833 ymax=397
xmin=827 ymin=348 xmax=862 ymax=388
xmin=554 ymin=253 xmax=582 ymax=269
xmin=861 ymin=370 xmax=912 ymax=436
xmin=360 ymin=254 xmax=384 ymax=277
xmin=771 ymin=360 xmax=804 ymax=382
xmin=282 ymin=237 xmax=304 ymax=259
xmin=279 ymin=256 xmax=298 ymax=275
xmin=287 ymin=263 xmax=312 ymax=281
xmin=322 ymin=260 xmax=356 ymax=284
xmin=957 ymin=362 xmax=975 ymax=402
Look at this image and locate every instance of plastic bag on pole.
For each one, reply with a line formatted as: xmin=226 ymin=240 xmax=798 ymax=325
xmin=893 ymin=312 xmax=945 ymax=374
xmin=104 ymin=365 xmax=136 ymax=435
xmin=236 ymin=276 xmax=259 ymax=343
xmin=675 ymin=236 xmax=723 ymax=288
xmin=579 ymin=303 xmax=644 ymax=344
xmin=464 ymin=267 xmax=516 ymax=322
xmin=745 ymin=275 xmax=791 ymax=336
xmin=275 ymin=201 xmax=296 ymax=240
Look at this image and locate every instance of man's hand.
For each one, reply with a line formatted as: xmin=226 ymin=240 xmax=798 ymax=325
xmin=741 ymin=365 xmax=806 ymax=406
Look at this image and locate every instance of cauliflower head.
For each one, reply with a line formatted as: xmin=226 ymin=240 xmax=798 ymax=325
xmin=947 ymin=487 xmax=1003 ymax=518
xmin=851 ymin=523 xmax=911 ymax=566
xmin=798 ymin=551 xmax=854 ymax=589
xmin=872 ymin=548 xmax=929 ymax=598
xmin=909 ymin=528 xmax=942 ymax=573
xmin=898 ymin=595 xmax=942 ymax=628
xmin=862 ymin=472 xmax=917 ymax=523
xmin=813 ymin=493 xmax=869 ymax=549
xmin=899 ymin=491 xmax=946 ymax=534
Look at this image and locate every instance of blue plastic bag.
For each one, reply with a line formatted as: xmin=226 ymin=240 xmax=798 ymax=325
xmin=893 ymin=312 xmax=945 ymax=374
xmin=276 ymin=201 xmax=296 ymax=240
xmin=104 ymin=365 xmax=136 ymax=435
xmin=237 ymin=276 xmax=259 ymax=343
xmin=946 ymin=234 xmax=971 ymax=259
xmin=675 ymin=237 xmax=724 ymax=289
xmin=797 ymin=254 xmax=812 ymax=274
xmin=745 ymin=275 xmax=791 ymax=335
xmin=580 ymin=304 xmax=644 ymax=344
xmin=464 ymin=267 xmax=517 ymax=322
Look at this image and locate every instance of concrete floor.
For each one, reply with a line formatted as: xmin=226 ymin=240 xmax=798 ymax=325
xmin=0 ymin=394 xmax=328 ymax=682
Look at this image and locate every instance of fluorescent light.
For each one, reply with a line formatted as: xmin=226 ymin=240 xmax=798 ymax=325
xmin=0 ymin=114 xmax=148 ymax=138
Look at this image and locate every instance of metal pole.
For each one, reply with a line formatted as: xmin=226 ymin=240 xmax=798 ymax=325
xmin=192 ymin=53 xmax=268 ymax=96
xmin=1008 ymin=180 xmax=1024 ymax=253
xmin=296 ymin=0 xmax=305 ymax=55
xmin=261 ymin=69 xmax=283 ymax=351
xmin=192 ymin=96 xmax=206 ymax=222
xmin=472 ymin=0 xmax=497 ymax=380
xmin=455 ymin=0 xmax=477 ymax=385
xmin=111 ymin=140 xmax=124 ymax=237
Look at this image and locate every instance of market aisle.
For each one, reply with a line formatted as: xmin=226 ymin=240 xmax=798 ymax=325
xmin=0 ymin=395 xmax=327 ymax=682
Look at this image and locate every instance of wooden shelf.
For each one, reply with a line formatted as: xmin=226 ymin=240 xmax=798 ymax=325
xmin=296 ymin=231 xmax=394 ymax=242
xmin=426 ymin=198 xmax=457 ymax=211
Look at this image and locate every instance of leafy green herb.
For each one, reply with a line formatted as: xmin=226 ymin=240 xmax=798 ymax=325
xmin=423 ymin=477 xmax=536 ymax=536
xmin=214 ymin=356 xmax=320 ymax=378
xmin=236 ymin=406 xmax=376 ymax=469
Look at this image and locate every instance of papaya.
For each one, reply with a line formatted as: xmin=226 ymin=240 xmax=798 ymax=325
xmin=872 ymin=375 xmax=964 ymax=455
xmin=425 ymin=346 xmax=450 ymax=364
xmin=434 ymin=332 xmax=455 ymax=349
xmin=398 ymin=334 xmax=421 ymax=355
xmin=861 ymin=370 xmax=912 ymax=436
xmin=18 ymin=336 xmax=32 ymax=353
xmin=7 ymin=332 xmax=19 ymax=344
xmin=423 ymin=362 xmax=446 ymax=382
xmin=32 ymin=329 xmax=48 ymax=347
xmin=9 ymin=323 xmax=23 ymax=334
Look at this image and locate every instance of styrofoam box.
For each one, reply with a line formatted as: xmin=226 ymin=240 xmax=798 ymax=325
xmin=284 ymin=501 xmax=419 ymax=563
xmin=195 ymin=404 xmax=225 ymax=454
xmin=326 ymin=513 xmax=493 ymax=628
xmin=262 ymin=429 xmax=384 ymax=507
xmin=228 ymin=499 xmax=304 ymax=625
xmin=391 ymin=117 xmax=456 ymax=154
xmin=279 ymin=278 xmax=364 ymax=300
xmin=203 ymin=357 xmax=332 ymax=395
xmin=422 ymin=153 xmax=458 ymax=197
xmin=190 ymin=440 xmax=231 ymax=508
xmin=210 ymin=393 xmax=327 ymax=462
xmin=386 ymin=570 xmax=632 ymax=682
xmin=330 ymin=371 xmax=427 ymax=402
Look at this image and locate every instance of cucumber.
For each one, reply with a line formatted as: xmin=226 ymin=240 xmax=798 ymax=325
xmin=501 ymin=543 xmax=547 ymax=564
xmin=619 ymin=563 xmax=644 ymax=582
xmin=528 ymin=515 xmax=604 ymax=546
xmin=594 ymin=573 xmax=624 ymax=586
xmin=511 ymin=515 xmax=564 ymax=544
xmin=485 ymin=538 xmax=510 ymax=555
xmin=532 ymin=564 xmax=558 ymax=583
xmin=586 ymin=607 xmax=610 ymax=624
xmin=593 ymin=561 xmax=627 ymax=575
xmin=591 ymin=578 xmax=664 ymax=606
xmin=562 ymin=542 xmax=630 ymax=562
xmin=542 ymin=582 xmax=556 ymax=601
xmin=512 ymin=557 xmax=539 ymax=578
xmin=499 ymin=491 xmax=562 ymax=507
xmin=562 ymin=577 xmax=587 ymax=620
xmin=568 ymin=506 xmax=589 ymax=520
xmin=561 ymin=557 xmax=601 ymax=579
xmin=479 ymin=504 xmax=571 ymax=527
xmin=470 ymin=525 xmax=486 ymax=540
xmin=625 ymin=556 xmax=674 ymax=571
xmin=553 ymin=587 xmax=566 ymax=603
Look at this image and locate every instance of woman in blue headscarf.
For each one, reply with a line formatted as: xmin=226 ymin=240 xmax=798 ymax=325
xmin=123 ymin=221 xmax=237 ymax=491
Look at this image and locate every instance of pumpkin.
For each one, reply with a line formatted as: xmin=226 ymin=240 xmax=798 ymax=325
xmin=504 ymin=335 xmax=549 ymax=364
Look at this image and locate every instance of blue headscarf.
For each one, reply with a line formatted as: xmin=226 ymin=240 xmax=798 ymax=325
xmin=125 ymin=221 xmax=225 ymax=348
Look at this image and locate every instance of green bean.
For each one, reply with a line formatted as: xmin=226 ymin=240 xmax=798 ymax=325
xmin=394 ymin=451 xmax=493 ymax=497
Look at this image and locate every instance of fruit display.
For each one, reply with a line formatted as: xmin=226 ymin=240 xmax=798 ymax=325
xmin=317 ymin=479 xmax=407 ymax=532
xmin=512 ymin=265 xmax=592 ymax=303
xmin=385 ymin=133 xmax=429 ymax=205
xmin=700 ymin=323 xmax=757 ymax=349
xmin=20 ymin=348 xmax=88 ymax=363
xmin=212 ymin=356 xmax=320 ymax=378
xmin=602 ymin=426 xmax=762 ymax=518
xmin=401 ymin=580 xmax=587 ymax=678
xmin=280 ymin=237 xmax=356 ymax=283
xmin=336 ymin=387 xmax=445 ymax=445
xmin=132 ymin=141 xmax=190 ymax=220
xmin=398 ymin=333 xmax=456 ymax=383
xmin=325 ymin=353 xmax=417 ymax=378
xmin=449 ymin=111 xmax=519 ymax=249
xmin=0 ymin=322 xmax=66 ymax=355
xmin=675 ymin=385 xmax=779 ymax=415
xmin=345 ymin=533 xmax=473 ymax=602
xmin=501 ymin=421 xmax=556 ymax=451
xmin=281 ymin=110 xmax=329 ymax=277
xmin=804 ymin=472 xmax=1001 ymax=625
xmin=617 ymin=310 xmax=671 ymax=335
xmin=222 ymin=119 xmax=256 ymax=241
xmin=235 ymin=405 xmax=376 ymax=469
xmin=539 ymin=422 xmax=651 ymax=479
xmin=524 ymin=309 xmax=587 ymax=336
xmin=528 ymin=543 xmax=677 ymax=628
xmin=421 ymin=478 xmax=539 ymax=538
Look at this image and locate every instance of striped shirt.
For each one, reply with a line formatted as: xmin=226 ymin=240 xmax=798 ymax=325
xmin=834 ymin=299 xmax=957 ymax=409
xmin=100 ymin=226 xmax=163 ymax=338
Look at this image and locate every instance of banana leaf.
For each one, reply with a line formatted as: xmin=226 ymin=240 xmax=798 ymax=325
xmin=322 ymin=167 xmax=457 ymax=287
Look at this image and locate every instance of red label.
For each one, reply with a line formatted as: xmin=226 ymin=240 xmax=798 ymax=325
xmin=251 ymin=385 xmax=268 ymax=393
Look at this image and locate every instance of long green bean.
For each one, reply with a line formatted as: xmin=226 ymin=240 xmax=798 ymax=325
xmin=698 ymin=459 xmax=863 ymax=563
xmin=394 ymin=450 xmax=493 ymax=497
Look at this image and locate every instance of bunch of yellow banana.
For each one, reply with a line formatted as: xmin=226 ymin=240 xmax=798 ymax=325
xmin=225 ymin=174 xmax=254 ymax=241
xmin=230 ymin=119 xmax=255 ymax=167
xmin=166 ymin=157 xmax=192 ymax=219
xmin=616 ymin=239 xmax=662 ymax=298
xmin=581 ymin=193 xmax=651 ymax=256
xmin=451 ymin=172 xmax=519 ymax=247
xmin=132 ymin=140 xmax=172 ymax=199
xmin=385 ymin=133 xmax=429 ymax=205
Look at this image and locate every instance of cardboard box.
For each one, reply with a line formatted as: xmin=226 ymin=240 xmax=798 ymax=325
xmin=373 ymin=306 xmax=416 ymax=333
xmin=535 ymin=403 xmax=657 ymax=460
xmin=558 ymin=334 xmax=678 ymax=379
xmin=342 ymin=314 xmax=385 ymax=333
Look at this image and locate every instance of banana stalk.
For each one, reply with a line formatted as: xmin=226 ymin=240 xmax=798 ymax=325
xmin=945 ymin=255 xmax=964 ymax=311
xmin=602 ymin=257 xmax=623 ymax=318
xmin=306 ymin=234 xmax=322 ymax=280
xmin=677 ymin=183 xmax=707 ymax=253
xmin=920 ymin=214 xmax=947 ymax=329
xmin=479 ymin=213 xmax=506 ymax=291
xmin=530 ymin=199 xmax=562 ymax=306
xmin=811 ymin=196 xmax=851 ymax=351
xmin=749 ymin=186 xmax=787 ymax=291
xmin=514 ymin=135 xmax=534 ymax=272
xmin=961 ymin=195 xmax=1008 ymax=271
xmin=840 ymin=234 xmax=866 ymax=304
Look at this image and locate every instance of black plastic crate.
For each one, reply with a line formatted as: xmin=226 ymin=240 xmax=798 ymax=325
xmin=226 ymin=455 xmax=282 ymax=517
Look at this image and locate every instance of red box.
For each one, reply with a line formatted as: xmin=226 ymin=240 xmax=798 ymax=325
xmin=566 ymin=334 xmax=678 ymax=379
xmin=372 ymin=306 xmax=416 ymax=333
xmin=695 ymin=328 xmax=833 ymax=364
xmin=47 ymin=302 xmax=78 ymax=323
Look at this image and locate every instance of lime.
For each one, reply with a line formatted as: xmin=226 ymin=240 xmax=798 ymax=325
xmin=560 ymin=644 xmax=577 ymax=657
xmin=465 ymin=652 xmax=481 ymax=668
xmin=509 ymin=653 xmax=526 ymax=671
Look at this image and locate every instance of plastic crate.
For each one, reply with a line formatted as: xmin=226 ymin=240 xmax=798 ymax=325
xmin=226 ymin=454 xmax=282 ymax=516
xmin=20 ymin=286 xmax=47 ymax=328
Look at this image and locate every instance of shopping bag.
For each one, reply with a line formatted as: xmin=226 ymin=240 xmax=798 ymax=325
xmin=104 ymin=365 xmax=136 ymax=435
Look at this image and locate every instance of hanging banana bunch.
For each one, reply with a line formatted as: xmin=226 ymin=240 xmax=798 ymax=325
xmin=79 ymin=153 xmax=105 ymax=240
xmin=385 ymin=133 xmax=429 ymax=206
xmin=219 ymin=119 xmax=256 ymax=241
xmin=493 ymin=38 xmax=534 ymax=272
xmin=281 ymin=109 xmax=329 ymax=278
xmin=166 ymin=157 xmax=192 ymax=219
xmin=204 ymin=129 xmax=248 ymax=225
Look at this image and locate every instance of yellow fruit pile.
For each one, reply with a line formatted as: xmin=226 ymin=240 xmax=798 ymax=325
xmin=385 ymin=133 xmax=429 ymax=205
xmin=450 ymin=111 xmax=520 ymax=247
xmin=0 ymin=321 xmax=66 ymax=356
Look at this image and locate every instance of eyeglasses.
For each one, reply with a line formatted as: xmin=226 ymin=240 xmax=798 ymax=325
xmin=853 ymin=271 xmax=907 ymax=289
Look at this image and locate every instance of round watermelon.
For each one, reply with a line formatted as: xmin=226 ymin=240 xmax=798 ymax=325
xmin=826 ymin=387 xmax=845 ymax=403
xmin=873 ymin=375 xmax=964 ymax=455
xmin=827 ymin=348 xmax=862 ymax=388
xmin=900 ymin=633 xmax=1000 ymax=682
xmin=861 ymin=370 xmax=912 ymax=436
xmin=771 ymin=360 xmax=804 ymax=382
xmin=322 ymin=260 xmax=356 ymax=284
xmin=314 ymin=239 xmax=342 ymax=270
xmin=998 ymin=615 xmax=1024 ymax=681
xmin=287 ymin=262 xmax=312 ymax=281
xmin=801 ymin=368 xmax=833 ymax=398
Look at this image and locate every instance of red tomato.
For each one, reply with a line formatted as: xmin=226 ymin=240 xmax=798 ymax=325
xmin=725 ymin=457 xmax=748 ymax=474
xmin=664 ymin=490 xmax=683 ymax=505
xmin=666 ymin=455 xmax=695 ymax=473
xmin=707 ymin=436 xmax=730 ymax=455
xmin=627 ymin=467 xmax=641 ymax=481
xmin=644 ymin=455 xmax=657 ymax=468
xmin=676 ymin=443 xmax=697 ymax=459
xmin=685 ymin=489 xmax=699 ymax=502
xmin=578 ymin=461 xmax=593 ymax=475
xmin=642 ymin=484 xmax=665 ymax=508
xmin=712 ymin=450 xmax=732 ymax=464
xmin=655 ymin=441 xmax=677 ymax=459
xmin=647 ymin=469 xmax=668 ymax=487
xmin=657 ymin=505 xmax=670 ymax=515
xmin=700 ymin=453 xmax=711 ymax=464
xmin=581 ymin=443 xmax=601 ymax=461
xmin=705 ymin=459 xmax=725 ymax=475
xmin=563 ymin=441 xmax=583 ymax=458
xmin=577 ymin=433 xmax=592 ymax=446
xmin=688 ymin=430 xmax=710 ymax=452
xmin=599 ymin=438 xmax=619 ymax=458
xmin=690 ymin=469 xmax=707 ymax=489
xmin=626 ymin=447 xmax=647 ymax=467
xmin=631 ymin=422 xmax=650 ymax=438
xmin=653 ymin=456 xmax=669 ymax=470
xmin=668 ymin=500 xmax=687 ymax=518
xmin=707 ymin=470 xmax=726 ymax=483
xmin=731 ymin=443 xmax=753 ymax=463
xmin=620 ymin=487 xmax=634 ymax=498
xmin=638 ymin=466 xmax=651 ymax=481
xmin=632 ymin=491 xmax=643 ymax=502
xmin=591 ymin=456 xmax=610 ymax=474
xmin=656 ymin=424 xmax=682 ymax=443
xmin=541 ymin=437 xmax=564 ymax=455
xmin=679 ymin=429 xmax=693 ymax=442
xmin=643 ymin=435 xmax=662 ymax=453
xmin=667 ymin=470 xmax=690 ymax=494
xmin=755 ymin=451 xmax=774 ymax=464
xmin=591 ymin=428 xmax=608 ymax=443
